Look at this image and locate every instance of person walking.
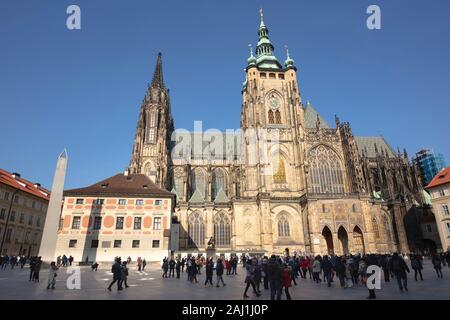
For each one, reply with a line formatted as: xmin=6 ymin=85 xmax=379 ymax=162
xmin=176 ymin=257 xmax=181 ymax=279
xmin=281 ymin=264 xmax=292 ymax=300
xmin=312 ymin=256 xmax=321 ymax=284
xmin=432 ymin=254 xmax=444 ymax=279
xmin=335 ymin=257 xmax=346 ymax=288
xmin=29 ymin=257 xmax=36 ymax=281
xmin=169 ymin=257 xmax=176 ymax=278
xmin=181 ymin=257 xmax=185 ymax=273
xmin=267 ymin=255 xmax=282 ymax=300
xmin=389 ymin=252 xmax=410 ymax=291
xmin=204 ymin=258 xmax=214 ymax=286
xmin=33 ymin=257 xmax=42 ymax=282
xmin=365 ymin=254 xmax=378 ymax=299
xmin=231 ymin=256 xmax=237 ymax=275
xmin=162 ymin=258 xmax=169 ymax=278
xmin=107 ymin=258 xmax=123 ymax=291
xmin=215 ymin=258 xmax=226 ymax=287
xmin=411 ymin=254 xmax=424 ymax=281
xmin=137 ymin=257 xmax=142 ymax=272
xmin=261 ymin=257 xmax=269 ymax=290
xmin=68 ymin=255 xmax=74 ymax=266
xmin=225 ymin=258 xmax=231 ymax=276
xmin=322 ymin=255 xmax=334 ymax=287
xmin=243 ymin=258 xmax=261 ymax=298
xmin=120 ymin=261 xmax=130 ymax=288
xmin=46 ymin=262 xmax=59 ymax=290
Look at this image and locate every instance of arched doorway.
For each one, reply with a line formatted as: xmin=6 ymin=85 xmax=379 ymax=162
xmin=321 ymin=226 xmax=334 ymax=255
xmin=353 ymin=226 xmax=365 ymax=254
xmin=337 ymin=226 xmax=349 ymax=255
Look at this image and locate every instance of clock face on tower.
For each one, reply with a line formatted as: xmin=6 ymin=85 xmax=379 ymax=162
xmin=268 ymin=96 xmax=279 ymax=110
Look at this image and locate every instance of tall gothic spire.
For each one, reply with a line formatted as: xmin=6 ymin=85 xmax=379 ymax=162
xmin=151 ymin=52 xmax=165 ymax=88
xmin=253 ymin=9 xmax=282 ymax=69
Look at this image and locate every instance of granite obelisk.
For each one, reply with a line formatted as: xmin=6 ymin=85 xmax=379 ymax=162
xmin=38 ymin=149 xmax=68 ymax=262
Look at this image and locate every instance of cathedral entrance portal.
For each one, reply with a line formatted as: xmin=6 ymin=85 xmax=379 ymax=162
xmin=337 ymin=226 xmax=349 ymax=255
xmin=321 ymin=226 xmax=334 ymax=255
xmin=353 ymin=226 xmax=365 ymax=254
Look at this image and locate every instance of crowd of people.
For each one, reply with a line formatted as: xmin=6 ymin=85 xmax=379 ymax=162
xmin=2 ymin=250 xmax=449 ymax=298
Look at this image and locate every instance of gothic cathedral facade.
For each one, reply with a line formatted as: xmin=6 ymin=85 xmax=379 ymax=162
xmin=129 ymin=13 xmax=426 ymax=256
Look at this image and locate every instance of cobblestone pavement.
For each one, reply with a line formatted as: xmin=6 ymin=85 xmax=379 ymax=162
xmin=0 ymin=259 xmax=449 ymax=300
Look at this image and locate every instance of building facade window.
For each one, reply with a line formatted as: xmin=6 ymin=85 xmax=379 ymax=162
xmin=212 ymin=169 xmax=226 ymax=200
xmin=36 ymin=217 xmax=40 ymax=227
xmin=93 ymin=217 xmax=102 ymax=230
xmin=69 ymin=240 xmax=77 ymax=248
xmin=134 ymin=217 xmax=142 ymax=230
xmin=19 ymin=213 xmax=24 ymax=224
xmin=308 ymin=145 xmax=345 ymax=194
xmin=91 ymin=240 xmax=99 ymax=248
xmin=155 ymin=200 xmax=162 ymax=206
xmin=136 ymin=199 xmax=144 ymax=206
xmin=190 ymin=169 xmax=206 ymax=199
xmin=32 ymin=201 xmax=36 ymax=209
xmin=188 ymin=212 xmax=205 ymax=248
xmin=273 ymin=155 xmax=287 ymax=184
xmin=213 ymin=213 xmax=231 ymax=247
xmin=0 ymin=208 xmax=5 ymax=220
xmin=278 ymin=215 xmax=290 ymax=237
xmin=93 ymin=199 xmax=104 ymax=205
xmin=132 ymin=240 xmax=140 ymax=248
xmin=153 ymin=217 xmax=161 ymax=230
xmin=76 ymin=198 xmax=84 ymax=204
xmin=10 ymin=211 xmax=15 ymax=222
xmin=447 ymin=223 xmax=450 ymax=236
xmin=116 ymin=217 xmax=124 ymax=230
xmin=5 ymin=229 xmax=12 ymax=243
xmin=439 ymin=189 xmax=446 ymax=197
xmin=372 ymin=217 xmax=380 ymax=239
xmin=4 ymin=192 xmax=9 ymax=201
xmin=28 ymin=215 xmax=33 ymax=226
xmin=72 ymin=216 xmax=81 ymax=229
xmin=14 ymin=195 xmax=19 ymax=203
xmin=442 ymin=205 xmax=449 ymax=216
xmin=114 ymin=240 xmax=122 ymax=248
xmin=118 ymin=199 xmax=127 ymax=205
xmin=152 ymin=240 xmax=160 ymax=248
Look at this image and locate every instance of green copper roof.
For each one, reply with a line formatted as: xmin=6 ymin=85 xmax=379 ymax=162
xmin=354 ymin=136 xmax=396 ymax=158
xmin=253 ymin=10 xmax=282 ymax=70
xmin=304 ymin=103 xmax=331 ymax=129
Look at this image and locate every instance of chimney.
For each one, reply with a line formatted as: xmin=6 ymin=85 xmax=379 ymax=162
xmin=12 ymin=172 xmax=21 ymax=179
xmin=124 ymin=168 xmax=130 ymax=176
xmin=34 ymin=183 xmax=41 ymax=188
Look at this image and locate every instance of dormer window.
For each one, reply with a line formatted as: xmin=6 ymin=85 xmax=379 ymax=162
xmin=269 ymin=73 xmax=276 ymax=79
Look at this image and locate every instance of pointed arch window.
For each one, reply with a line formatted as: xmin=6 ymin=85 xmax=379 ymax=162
xmin=307 ymin=145 xmax=344 ymax=193
xmin=275 ymin=110 xmax=281 ymax=124
xmin=214 ymin=213 xmax=231 ymax=247
xmin=188 ymin=212 xmax=205 ymax=248
xmin=190 ymin=169 xmax=206 ymax=199
xmin=383 ymin=215 xmax=392 ymax=242
xmin=268 ymin=110 xmax=275 ymax=124
xmin=278 ymin=215 xmax=290 ymax=237
xmin=212 ymin=169 xmax=226 ymax=200
xmin=273 ymin=155 xmax=287 ymax=184
xmin=173 ymin=168 xmax=184 ymax=200
xmin=146 ymin=110 xmax=158 ymax=144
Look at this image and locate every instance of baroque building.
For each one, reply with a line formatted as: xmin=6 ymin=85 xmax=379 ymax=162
xmin=130 ymin=12 xmax=430 ymax=256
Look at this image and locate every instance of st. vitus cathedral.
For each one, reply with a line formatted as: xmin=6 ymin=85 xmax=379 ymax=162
xmin=129 ymin=12 xmax=431 ymax=256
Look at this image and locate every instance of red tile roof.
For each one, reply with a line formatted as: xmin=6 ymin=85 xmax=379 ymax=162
xmin=426 ymin=166 xmax=450 ymax=189
xmin=0 ymin=169 xmax=50 ymax=201
xmin=64 ymin=173 xmax=175 ymax=199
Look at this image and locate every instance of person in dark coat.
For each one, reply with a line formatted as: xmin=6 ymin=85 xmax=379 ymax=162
xmin=29 ymin=257 xmax=36 ymax=281
xmin=389 ymin=252 xmax=410 ymax=291
xmin=411 ymin=254 xmax=424 ymax=281
xmin=267 ymin=255 xmax=282 ymax=300
xmin=261 ymin=257 xmax=269 ymax=290
xmin=432 ymin=254 xmax=443 ymax=279
xmin=107 ymin=258 xmax=123 ymax=291
xmin=366 ymin=254 xmax=378 ymax=299
xmin=175 ymin=257 xmax=181 ymax=279
xmin=162 ymin=258 xmax=169 ymax=278
xmin=335 ymin=257 xmax=347 ymax=288
xmin=33 ymin=257 xmax=42 ymax=282
xmin=204 ymin=258 xmax=214 ymax=286
xmin=169 ymin=257 xmax=176 ymax=278
xmin=181 ymin=257 xmax=185 ymax=273
xmin=243 ymin=258 xmax=261 ymax=298
xmin=322 ymin=255 xmax=334 ymax=287
xmin=215 ymin=258 xmax=226 ymax=287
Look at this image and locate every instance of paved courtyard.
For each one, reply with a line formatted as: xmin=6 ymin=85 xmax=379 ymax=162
xmin=0 ymin=259 xmax=449 ymax=300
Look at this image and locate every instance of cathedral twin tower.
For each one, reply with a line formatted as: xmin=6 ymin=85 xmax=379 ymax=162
xmin=129 ymin=12 xmax=424 ymax=256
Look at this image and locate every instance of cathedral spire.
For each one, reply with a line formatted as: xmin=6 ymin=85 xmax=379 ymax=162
xmin=254 ymin=9 xmax=282 ymax=69
xmin=151 ymin=52 xmax=165 ymax=88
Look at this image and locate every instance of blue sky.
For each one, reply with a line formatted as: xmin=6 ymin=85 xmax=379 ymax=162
xmin=1 ymin=0 xmax=449 ymax=189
